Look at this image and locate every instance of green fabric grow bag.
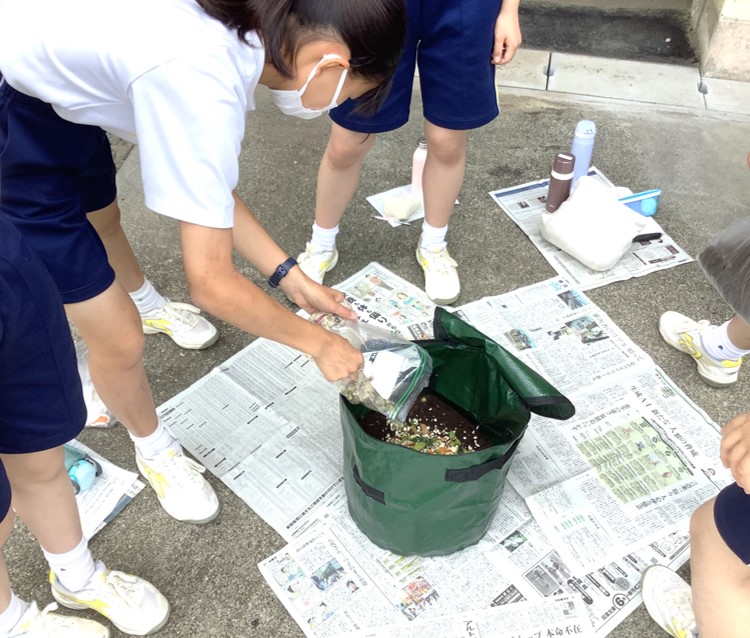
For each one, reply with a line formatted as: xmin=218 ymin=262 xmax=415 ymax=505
xmin=341 ymin=308 xmax=575 ymax=556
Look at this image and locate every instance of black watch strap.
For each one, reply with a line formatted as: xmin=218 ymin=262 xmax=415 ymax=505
xmin=268 ymin=257 xmax=298 ymax=289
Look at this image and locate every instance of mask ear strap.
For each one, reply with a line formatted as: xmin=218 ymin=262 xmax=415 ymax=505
xmin=298 ymin=54 xmax=347 ymax=98
xmin=330 ymin=68 xmax=349 ymax=105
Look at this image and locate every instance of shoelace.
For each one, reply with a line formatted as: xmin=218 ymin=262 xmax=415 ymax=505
xmin=14 ymin=602 xmax=78 ymax=636
xmin=159 ymin=452 xmax=208 ymax=489
xmin=662 ymin=588 xmax=696 ymax=637
xmin=159 ymin=302 xmax=200 ymax=329
xmin=422 ymin=248 xmax=457 ymax=275
xmin=301 ymin=242 xmax=333 ymax=262
xmin=100 ymin=570 xmax=146 ymax=608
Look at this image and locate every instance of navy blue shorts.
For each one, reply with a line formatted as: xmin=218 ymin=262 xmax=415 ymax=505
xmin=714 ymin=482 xmax=750 ymax=565
xmin=0 ymin=218 xmax=87 ymax=516
xmin=0 ymin=76 xmax=116 ymax=304
xmin=331 ymin=0 xmax=503 ymax=133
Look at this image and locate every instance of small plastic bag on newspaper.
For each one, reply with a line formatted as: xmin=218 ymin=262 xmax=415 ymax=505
xmin=340 ymin=308 xmax=576 ymax=556
xmin=310 ymin=311 xmax=432 ymax=422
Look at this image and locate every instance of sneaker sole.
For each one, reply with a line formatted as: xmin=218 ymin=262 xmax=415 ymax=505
xmin=658 ymin=325 xmax=738 ymax=388
xmin=142 ymin=326 xmax=219 ymax=350
xmin=51 ymin=588 xmax=171 ymax=636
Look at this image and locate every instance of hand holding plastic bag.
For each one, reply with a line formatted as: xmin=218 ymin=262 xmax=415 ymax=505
xmin=310 ymin=311 xmax=432 ymax=421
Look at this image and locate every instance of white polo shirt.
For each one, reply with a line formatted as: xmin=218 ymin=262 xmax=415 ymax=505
xmin=0 ymin=0 xmax=265 ymax=228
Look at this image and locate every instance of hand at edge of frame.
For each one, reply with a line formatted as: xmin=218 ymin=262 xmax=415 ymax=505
xmin=721 ymin=412 xmax=750 ymax=493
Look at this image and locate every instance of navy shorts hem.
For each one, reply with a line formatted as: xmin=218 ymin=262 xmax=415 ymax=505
xmin=60 ymin=267 xmax=116 ymax=304
xmin=0 ymin=423 xmax=84 ymax=455
xmin=424 ymin=108 xmax=500 ymax=132
xmin=714 ymin=482 xmax=750 ymax=564
xmin=329 ymin=110 xmax=408 ymax=135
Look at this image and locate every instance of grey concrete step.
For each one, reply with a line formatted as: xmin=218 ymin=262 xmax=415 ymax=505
xmin=519 ymin=1 xmax=696 ymax=65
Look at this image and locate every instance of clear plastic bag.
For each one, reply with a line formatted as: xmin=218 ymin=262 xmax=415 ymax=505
xmin=310 ymin=312 xmax=432 ymax=422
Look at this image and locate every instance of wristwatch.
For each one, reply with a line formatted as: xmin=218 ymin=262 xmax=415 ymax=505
xmin=267 ymin=257 xmax=298 ymax=289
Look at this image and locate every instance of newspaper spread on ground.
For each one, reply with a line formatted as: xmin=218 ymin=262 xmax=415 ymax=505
xmin=157 ymin=263 xmax=725 ymax=637
xmin=490 ymin=168 xmax=693 ymax=290
xmin=66 ymin=439 xmax=145 ymax=538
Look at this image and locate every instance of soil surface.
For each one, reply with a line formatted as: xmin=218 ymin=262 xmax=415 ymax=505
xmin=358 ymin=391 xmax=495 ymax=454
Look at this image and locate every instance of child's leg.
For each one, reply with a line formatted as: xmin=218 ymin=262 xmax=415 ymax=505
xmin=421 ymin=122 xmax=468 ymax=231
xmin=86 ymin=201 xmax=218 ymax=350
xmin=691 ymin=491 xmax=750 ymax=637
xmin=726 ymin=315 xmax=750 ymax=350
xmin=297 ymin=123 xmax=376 ymax=284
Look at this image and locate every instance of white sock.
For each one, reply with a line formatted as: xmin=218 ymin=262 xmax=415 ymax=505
xmin=310 ymin=223 xmax=339 ymax=251
xmin=700 ymin=321 xmax=750 ymax=361
xmin=0 ymin=594 xmax=28 ymax=634
xmin=130 ymin=419 xmax=181 ymax=460
xmin=43 ymin=536 xmax=97 ymax=593
xmin=129 ymin=279 xmax=167 ymax=315
xmin=419 ymin=221 xmax=448 ymax=251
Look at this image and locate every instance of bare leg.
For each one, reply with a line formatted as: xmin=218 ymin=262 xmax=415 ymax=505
xmin=314 ymin=123 xmax=376 ymax=228
xmin=727 ymin=315 xmax=750 ymax=350
xmin=690 ymin=498 xmax=750 ymax=637
xmin=421 ymin=122 xmax=468 ymax=229
xmin=66 ymin=282 xmax=157 ymax=437
xmin=1 ymin=448 xmax=82 ymax=555
xmin=87 ymin=200 xmax=145 ymax=294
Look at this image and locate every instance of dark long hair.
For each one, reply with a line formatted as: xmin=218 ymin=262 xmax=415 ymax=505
xmin=195 ymin=0 xmax=406 ymax=113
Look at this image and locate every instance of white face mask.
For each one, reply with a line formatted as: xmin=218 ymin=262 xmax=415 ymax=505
xmin=271 ymin=54 xmax=349 ymax=120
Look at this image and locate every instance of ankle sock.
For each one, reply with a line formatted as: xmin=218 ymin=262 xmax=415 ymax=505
xmin=310 ymin=223 xmax=339 ymax=251
xmin=419 ymin=221 xmax=448 ymax=251
xmin=0 ymin=594 xmax=27 ymax=634
xmin=129 ymin=279 xmax=167 ymax=315
xmin=130 ymin=419 xmax=181 ymax=460
xmin=700 ymin=321 xmax=750 ymax=361
xmin=43 ymin=536 xmax=96 ymax=593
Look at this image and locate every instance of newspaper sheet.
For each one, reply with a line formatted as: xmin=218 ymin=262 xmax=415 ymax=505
xmin=489 ymin=168 xmax=693 ymax=290
xmin=458 ymin=278 xmax=733 ymax=573
xmin=66 ymin=439 xmax=145 ymax=538
xmin=157 ymin=264 xmax=724 ymax=637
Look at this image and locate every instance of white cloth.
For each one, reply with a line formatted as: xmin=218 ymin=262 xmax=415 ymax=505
xmin=0 ymin=0 xmax=264 ymax=228
xmin=540 ymin=176 xmax=647 ymax=272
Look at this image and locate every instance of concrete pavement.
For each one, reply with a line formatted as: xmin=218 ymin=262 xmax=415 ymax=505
xmin=8 ymin=63 xmax=750 ymax=637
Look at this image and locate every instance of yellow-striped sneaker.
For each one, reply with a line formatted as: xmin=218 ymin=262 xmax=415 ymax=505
xmin=50 ymin=562 xmax=169 ymax=637
xmin=297 ymin=243 xmax=338 ymax=285
xmin=640 ymin=565 xmax=698 ymax=638
xmin=416 ymin=245 xmax=460 ymax=305
xmin=9 ymin=601 xmax=109 ymax=637
xmin=659 ymin=311 xmax=742 ymax=387
xmin=141 ymin=301 xmax=218 ymax=350
xmin=136 ymin=448 xmax=219 ymax=524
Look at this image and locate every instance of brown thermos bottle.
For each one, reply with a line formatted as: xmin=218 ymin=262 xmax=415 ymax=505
xmin=545 ymin=153 xmax=576 ymax=213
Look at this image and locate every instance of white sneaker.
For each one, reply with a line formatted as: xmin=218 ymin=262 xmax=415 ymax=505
xmin=297 ymin=242 xmax=338 ymax=285
xmin=9 ymin=601 xmax=110 ymax=638
xmin=141 ymin=301 xmax=218 ymax=350
xmin=51 ymin=562 xmax=169 ymax=637
xmin=415 ymin=246 xmax=460 ymax=305
xmin=136 ymin=448 xmax=219 ymax=524
xmin=659 ymin=311 xmax=742 ymax=387
xmin=640 ymin=565 xmax=698 ymax=638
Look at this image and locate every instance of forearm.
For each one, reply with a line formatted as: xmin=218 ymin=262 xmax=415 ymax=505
xmin=230 ymin=192 xmax=290 ymax=277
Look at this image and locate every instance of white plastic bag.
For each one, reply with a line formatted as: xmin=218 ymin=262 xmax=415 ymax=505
xmin=540 ymin=176 xmax=647 ymax=271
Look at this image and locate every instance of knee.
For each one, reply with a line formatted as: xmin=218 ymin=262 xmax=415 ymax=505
xmin=89 ymin=322 xmax=146 ymax=371
xmin=324 ymin=133 xmax=373 ymax=170
xmin=89 ymin=202 xmax=123 ymax=239
xmin=423 ymin=130 xmax=467 ymax=165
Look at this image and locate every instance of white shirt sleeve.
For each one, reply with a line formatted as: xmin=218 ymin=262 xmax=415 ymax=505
xmin=128 ymin=49 xmax=249 ymax=228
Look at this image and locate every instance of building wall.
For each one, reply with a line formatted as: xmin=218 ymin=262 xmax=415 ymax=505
xmin=693 ymin=0 xmax=750 ymax=79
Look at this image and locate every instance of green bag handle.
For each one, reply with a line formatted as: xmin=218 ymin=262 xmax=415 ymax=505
xmin=443 ymin=437 xmax=522 ymax=483
xmin=430 ymin=308 xmax=575 ymax=421
xmin=351 ymin=437 xmax=522 ymax=506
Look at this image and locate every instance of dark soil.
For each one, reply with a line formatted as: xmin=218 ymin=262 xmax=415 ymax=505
xmin=358 ymin=391 xmax=496 ymax=453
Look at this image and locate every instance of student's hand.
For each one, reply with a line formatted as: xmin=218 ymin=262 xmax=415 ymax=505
xmin=311 ymin=331 xmax=364 ymax=382
xmin=492 ymin=6 xmax=522 ymax=65
xmin=280 ymin=267 xmax=357 ymax=321
xmin=721 ymin=412 xmax=750 ymax=493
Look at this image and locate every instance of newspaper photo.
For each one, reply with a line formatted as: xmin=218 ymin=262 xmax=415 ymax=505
xmin=489 ymin=168 xmax=693 ymax=290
